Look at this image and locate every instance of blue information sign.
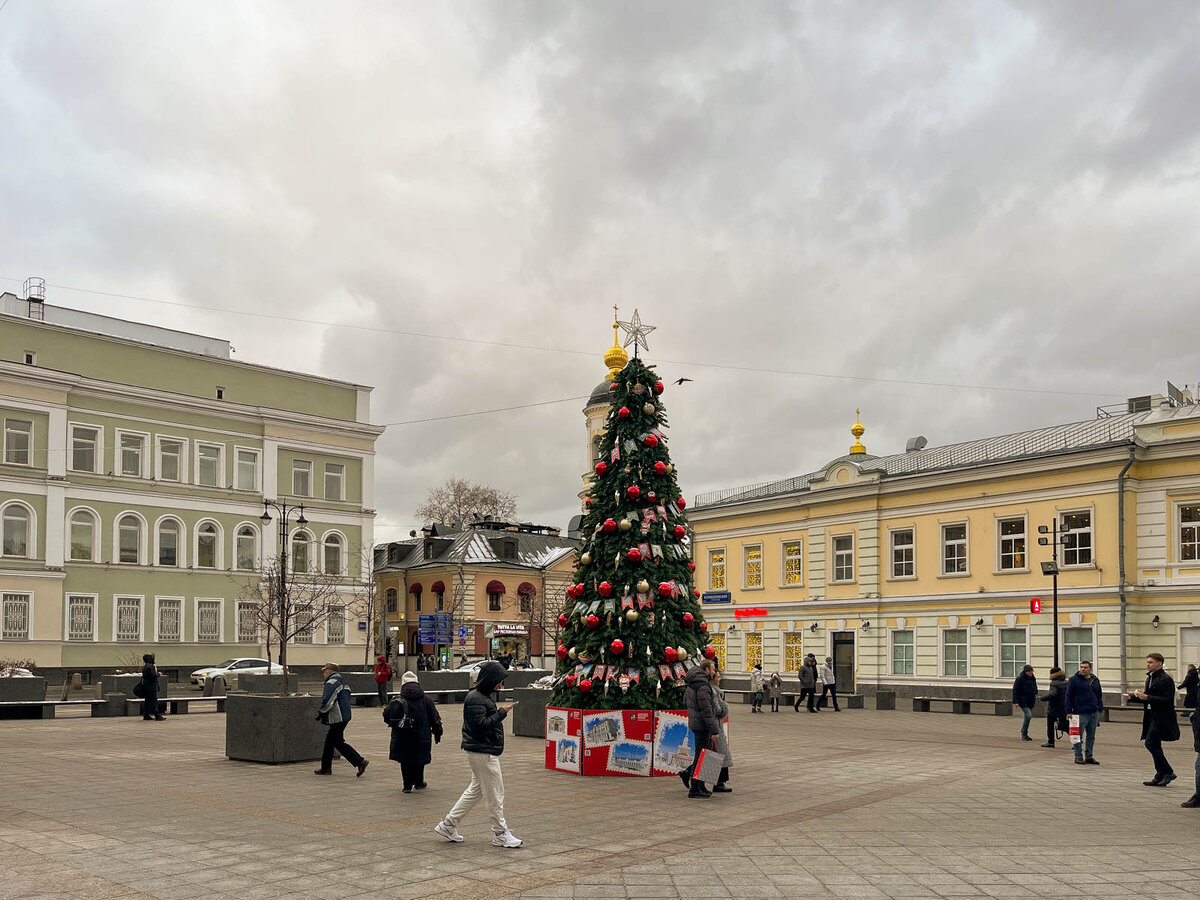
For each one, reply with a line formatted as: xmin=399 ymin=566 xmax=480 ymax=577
xmin=701 ymin=591 xmax=732 ymax=604
xmin=417 ymin=614 xmax=437 ymax=644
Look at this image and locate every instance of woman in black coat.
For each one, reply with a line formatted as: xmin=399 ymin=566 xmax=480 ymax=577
xmin=1180 ymin=664 xmax=1198 ymax=714
xmin=383 ymin=672 xmax=443 ymax=792
xmin=141 ymin=653 xmax=164 ymax=722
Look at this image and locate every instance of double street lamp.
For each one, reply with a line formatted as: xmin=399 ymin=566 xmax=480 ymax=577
xmin=260 ymin=499 xmax=307 ymax=638
xmin=1037 ymin=518 xmax=1072 ymax=669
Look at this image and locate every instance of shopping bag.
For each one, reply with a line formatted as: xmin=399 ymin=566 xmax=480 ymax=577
xmin=693 ymin=747 xmax=725 ymax=784
xmin=1068 ymin=714 xmax=1081 ymax=745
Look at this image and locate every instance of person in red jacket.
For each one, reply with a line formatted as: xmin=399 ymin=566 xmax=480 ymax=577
xmin=374 ymin=655 xmax=393 ymax=705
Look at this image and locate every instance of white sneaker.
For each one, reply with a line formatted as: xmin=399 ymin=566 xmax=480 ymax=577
xmin=492 ymin=830 xmax=523 ymax=849
xmin=434 ymin=820 xmax=464 ymax=843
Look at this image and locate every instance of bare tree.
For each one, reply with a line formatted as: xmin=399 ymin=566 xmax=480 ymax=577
xmin=344 ymin=543 xmax=384 ymax=667
xmin=415 ymin=477 xmax=517 ymax=525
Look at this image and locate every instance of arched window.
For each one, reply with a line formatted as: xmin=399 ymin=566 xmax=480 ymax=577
xmin=196 ymin=522 xmax=219 ymax=569
xmin=118 ymin=514 xmax=142 ymax=564
xmin=235 ymin=525 xmax=257 ymax=571
xmin=69 ymin=509 xmax=98 ymax=562
xmin=2 ymin=504 xmax=31 ymax=558
xmin=291 ymin=530 xmax=311 ymax=573
xmin=157 ymin=518 xmax=181 ymax=567
xmin=323 ymin=533 xmax=344 ymax=575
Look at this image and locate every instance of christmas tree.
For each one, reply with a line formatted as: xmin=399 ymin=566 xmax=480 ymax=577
xmin=550 ymin=317 xmax=711 ymax=711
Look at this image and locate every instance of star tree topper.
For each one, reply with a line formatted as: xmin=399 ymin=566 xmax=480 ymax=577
xmin=617 ymin=308 xmax=656 ymax=358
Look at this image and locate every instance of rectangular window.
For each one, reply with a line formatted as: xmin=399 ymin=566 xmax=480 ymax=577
xmin=115 ymin=597 xmax=141 ymax=642
xmin=942 ymin=523 xmax=968 ymax=574
xmin=745 ymin=632 xmax=762 ymax=670
xmin=891 ymin=528 xmax=915 ymax=578
xmin=385 ymin=590 xmax=398 ymax=614
xmin=70 ymin=425 xmax=99 ymax=473
xmin=3 ymin=419 xmax=32 ymax=466
xmin=999 ymin=628 xmax=1027 ymax=678
xmin=1180 ymin=504 xmax=1200 ymax=562
xmin=2 ymin=593 xmax=30 ymax=640
xmin=1061 ymin=511 xmax=1093 ymax=566
xmin=1062 ymin=627 xmax=1094 ymax=675
xmin=784 ymin=632 xmax=804 ymax=672
xmin=157 ymin=599 xmax=181 ymax=642
xmin=832 ymin=534 xmax=855 ymax=583
xmin=237 ymin=602 xmax=259 ymax=643
xmin=891 ymin=630 xmax=914 ymax=675
xmin=67 ymin=595 xmax=95 ymax=641
xmin=998 ymin=517 xmax=1026 ymax=571
xmin=709 ymin=549 xmax=726 ymax=590
xmin=158 ymin=439 xmax=184 ymax=482
xmin=196 ymin=443 xmax=222 ymax=487
xmin=327 ymin=606 xmax=345 ymax=644
xmin=743 ymin=545 xmax=763 ymax=588
xmin=119 ymin=433 xmax=146 ymax=477
xmin=324 ymin=463 xmax=344 ymax=501
xmin=197 ymin=600 xmax=221 ymax=642
xmin=709 ymin=633 xmax=726 ymax=671
xmin=782 ymin=541 xmax=803 ymax=586
xmin=235 ymin=449 xmax=259 ymax=492
xmin=519 ymin=595 xmax=532 ymax=614
xmin=292 ymin=460 xmax=312 ymax=497
xmin=488 ymin=593 xmax=501 ymax=612
xmin=293 ymin=608 xmax=314 ymax=643
xmin=942 ymin=628 xmax=967 ymax=676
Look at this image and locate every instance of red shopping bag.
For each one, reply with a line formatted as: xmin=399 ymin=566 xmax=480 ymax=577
xmin=1068 ymin=714 xmax=1081 ymax=745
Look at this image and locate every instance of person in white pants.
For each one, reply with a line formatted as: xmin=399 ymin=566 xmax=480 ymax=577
xmin=435 ymin=661 xmax=522 ymax=848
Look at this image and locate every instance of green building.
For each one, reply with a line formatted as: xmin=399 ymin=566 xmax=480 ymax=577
xmin=0 ymin=289 xmax=383 ymax=682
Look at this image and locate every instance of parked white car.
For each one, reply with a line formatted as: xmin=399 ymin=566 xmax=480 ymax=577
xmin=0 ymin=666 xmax=35 ymax=677
xmin=191 ymin=658 xmax=286 ymax=686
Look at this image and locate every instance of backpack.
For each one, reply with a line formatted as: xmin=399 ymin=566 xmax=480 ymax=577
xmin=385 ymin=697 xmax=413 ymax=731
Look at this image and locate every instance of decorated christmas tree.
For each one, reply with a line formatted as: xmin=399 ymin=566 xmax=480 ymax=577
xmin=550 ymin=312 xmax=711 ymax=711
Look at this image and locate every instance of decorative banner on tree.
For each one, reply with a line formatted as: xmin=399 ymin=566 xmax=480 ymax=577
xmin=621 ymin=594 xmax=634 ymax=610
xmin=657 ymin=664 xmax=673 ymax=681
xmin=592 ymin=664 xmax=608 ymax=681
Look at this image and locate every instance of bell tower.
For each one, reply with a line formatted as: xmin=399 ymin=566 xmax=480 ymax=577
xmin=580 ymin=308 xmax=628 ymax=505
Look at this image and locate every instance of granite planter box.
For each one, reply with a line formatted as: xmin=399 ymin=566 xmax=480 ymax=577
xmin=0 ymin=676 xmax=46 ymax=702
xmin=510 ymin=688 xmax=551 ymax=737
xmin=497 ymin=669 xmax=550 ymax=689
xmin=417 ymin=671 xmax=470 ymax=693
xmin=101 ymin=673 xmax=168 ymax=698
xmin=237 ymin=673 xmax=291 ymax=694
xmin=225 ymin=694 xmax=326 ymax=764
xmin=339 ymin=672 xmax=382 ymax=694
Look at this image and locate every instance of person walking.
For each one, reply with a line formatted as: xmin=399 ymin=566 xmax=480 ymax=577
xmin=1039 ymin=667 xmax=1068 ymax=748
xmin=794 ymin=655 xmax=818 ymax=713
xmin=434 ymin=661 xmax=522 ymax=847
xmin=749 ymin=664 xmax=764 ymax=713
xmin=384 ymin=671 xmax=443 ymax=793
xmin=1180 ymin=663 xmax=1198 ymax=718
xmin=374 ymin=654 xmax=394 ymax=706
xmin=1012 ymin=664 xmax=1038 ymax=741
xmin=314 ymin=663 xmax=368 ymax=777
xmin=1065 ymin=660 xmax=1104 ymax=765
xmin=708 ymin=667 xmax=733 ymax=792
xmin=767 ymin=672 xmax=783 ymax=713
xmin=140 ymin=653 xmax=164 ymax=722
xmin=681 ymin=659 xmax=720 ymax=799
xmin=1123 ymin=653 xmax=1180 ymax=787
xmin=816 ymin=656 xmax=840 ymax=712
xmin=1180 ymin=694 xmax=1200 ymax=808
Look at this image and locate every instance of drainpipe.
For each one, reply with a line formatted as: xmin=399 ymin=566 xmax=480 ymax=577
xmin=1117 ymin=443 xmax=1136 ymax=696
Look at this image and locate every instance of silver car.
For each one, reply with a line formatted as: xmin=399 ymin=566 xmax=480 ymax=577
xmin=190 ymin=658 xmax=286 ymax=686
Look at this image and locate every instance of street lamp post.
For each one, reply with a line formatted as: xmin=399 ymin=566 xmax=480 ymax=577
xmin=260 ymin=500 xmax=307 ymax=686
xmin=1037 ymin=518 xmax=1071 ymax=669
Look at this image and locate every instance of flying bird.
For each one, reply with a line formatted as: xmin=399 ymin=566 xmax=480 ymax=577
xmin=674 ymin=377 xmax=693 ymax=385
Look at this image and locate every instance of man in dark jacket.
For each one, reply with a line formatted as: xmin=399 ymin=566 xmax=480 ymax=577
xmin=1123 ymin=653 xmax=1180 ymax=787
xmin=315 ymin=663 xmax=368 ymax=777
xmin=1039 ymin=667 xmax=1068 ymax=748
xmin=1181 ymin=664 xmax=1198 ymax=716
xmin=1012 ymin=665 xmax=1038 ymax=741
xmin=140 ymin=653 xmax=164 ymax=722
xmin=682 ymin=660 xmax=720 ymax=799
xmin=1065 ymin=661 xmax=1104 ymax=765
xmin=384 ymin=671 xmax=443 ymax=792
xmin=434 ymin=661 xmax=522 ymax=847
xmin=794 ymin=655 xmax=818 ymax=713
xmin=1181 ymin=693 xmax=1200 ymax=808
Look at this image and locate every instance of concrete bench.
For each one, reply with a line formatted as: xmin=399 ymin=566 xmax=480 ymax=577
xmin=772 ymin=690 xmax=862 ymax=709
xmin=0 ymin=699 xmax=108 ymax=719
xmin=126 ymin=697 xmax=226 ymax=716
xmin=912 ymin=696 xmax=1013 ymax=716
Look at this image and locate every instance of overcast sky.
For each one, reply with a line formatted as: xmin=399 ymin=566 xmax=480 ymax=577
xmin=3 ymin=1 xmax=1199 ymax=542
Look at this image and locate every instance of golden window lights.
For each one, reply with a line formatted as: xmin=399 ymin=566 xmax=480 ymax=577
xmin=709 ymin=549 xmax=726 ymax=590
xmin=709 ymin=633 xmax=726 ymax=670
xmin=744 ymin=545 xmax=763 ymax=588
xmin=784 ymin=632 xmax=804 ymax=672
xmin=782 ymin=541 xmax=802 ymax=585
xmin=746 ymin=632 xmax=762 ymax=670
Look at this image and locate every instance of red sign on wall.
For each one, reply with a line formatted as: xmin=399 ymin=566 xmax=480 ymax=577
xmin=733 ymin=608 xmax=769 ymax=619
xmin=1030 ymin=598 xmax=1041 ymax=614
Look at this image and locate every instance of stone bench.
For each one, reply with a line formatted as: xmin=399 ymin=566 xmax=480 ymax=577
xmin=126 ymin=697 xmax=226 ymax=716
xmin=0 ymin=699 xmax=108 ymax=719
xmin=912 ymin=696 xmax=1013 ymax=716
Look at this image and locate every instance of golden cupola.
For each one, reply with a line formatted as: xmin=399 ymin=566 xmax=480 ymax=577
xmin=603 ymin=306 xmax=628 ymax=379
xmin=850 ymin=409 xmax=867 ymax=455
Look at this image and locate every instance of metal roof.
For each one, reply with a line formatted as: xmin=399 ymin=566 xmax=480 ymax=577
xmin=377 ymin=527 xmax=579 ymax=572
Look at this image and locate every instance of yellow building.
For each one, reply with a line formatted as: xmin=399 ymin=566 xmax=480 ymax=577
xmin=688 ymin=394 xmax=1200 ymax=701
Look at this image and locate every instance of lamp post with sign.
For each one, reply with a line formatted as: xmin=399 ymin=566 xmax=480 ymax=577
xmin=1037 ymin=518 xmax=1070 ymax=669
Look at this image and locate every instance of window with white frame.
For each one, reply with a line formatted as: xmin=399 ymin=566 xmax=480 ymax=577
xmin=745 ymin=632 xmax=762 ymax=670
xmin=157 ymin=519 xmax=181 ymax=567
xmin=324 ymin=463 xmax=344 ymax=500
xmin=292 ymin=460 xmax=312 ymax=497
xmin=69 ymin=509 xmax=98 ymax=561
xmin=942 ymin=523 xmax=968 ymax=574
xmin=291 ymin=531 xmax=311 ymax=572
xmin=119 ymin=432 xmax=146 ymax=477
xmin=196 ymin=600 xmax=221 ymax=642
xmin=942 ymin=628 xmax=967 ymax=676
xmin=196 ymin=443 xmax=223 ymax=487
xmin=891 ymin=629 xmax=914 ymax=675
xmin=323 ymin=533 xmax=344 ymax=576
xmin=327 ymin=606 xmax=345 ymax=644
xmin=235 ymin=449 xmax=259 ymax=492
xmin=1060 ymin=511 xmax=1093 ymax=566
xmin=782 ymin=541 xmax=803 ymax=586
xmin=743 ymin=545 xmax=763 ymax=588
xmin=237 ymin=602 xmax=259 ymax=643
xmin=998 ymin=627 xmax=1027 ymax=677
xmin=118 ymin=515 xmax=142 ymax=564
xmin=784 ymin=632 xmax=804 ymax=672
xmin=3 ymin=504 xmax=31 ymax=558
xmin=157 ymin=598 xmax=181 ymax=642
xmin=115 ymin=597 xmax=142 ymax=642
xmin=2 ymin=593 xmax=30 ymax=640
xmin=998 ymin=517 xmax=1026 ymax=571
xmin=3 ymin=419 xmax=32 ymax=466
xmin=832 ymin=534 xmax=855 ymax=582
xmin=1062 ymin=626 xmax=1094 ymax=675
xmin=385 ymin=588 xmax=398 ymax=614
xmin=158 ymin=438 xmax=184 ymax=482
xmin=709 ymin=549 xmax=726 ymax=590
xmin=1180 ymin=504 xmax=1200 ymax=562
xmin=235 ymin=526 xmax=257 ymax=570
xmin=891 ymin=528 xmax=915 ymax=578
xmin=196 ymin=522 xmax=219 ymax=569
xmin=67 ymin=595 xmax=95 ymax=641
xmin=709 ymin=632 xmax=726 ymax=670
xmin=69 ymin=425 xmax=100 ymax=473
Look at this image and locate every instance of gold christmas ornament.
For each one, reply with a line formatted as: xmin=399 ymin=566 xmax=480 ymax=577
xmin=677 ymin=646 xmax=689 ymax=659
xmin=625 ymin=609 xmax=639 ymax=622
xmin=637 ymin=579 xmax=650 ymax=593
xmin=666 ymin=464 xmax=674 ymax=474
xmin=643 ymin=402 xmax=656 ymax=415
xmin=580 ymin=552 xmax=591 ymax=565
xmin=568 ymin=647 xmax=578 ymax=660
xmin=619 ymin=518 xmax=632 ymax=531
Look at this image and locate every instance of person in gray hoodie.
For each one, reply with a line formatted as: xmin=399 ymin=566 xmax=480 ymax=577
xmin=794 ymin=655 xmax=818 ymax=713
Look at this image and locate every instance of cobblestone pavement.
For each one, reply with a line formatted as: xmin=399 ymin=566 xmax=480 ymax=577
xmin=2 ymin=701 xmax=1198 ymax=899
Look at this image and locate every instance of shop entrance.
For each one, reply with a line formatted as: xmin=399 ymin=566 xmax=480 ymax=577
xmin=832 ymin=631 xmax=856 ymax=694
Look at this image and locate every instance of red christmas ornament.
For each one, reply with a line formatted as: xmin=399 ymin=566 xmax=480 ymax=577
xmin=677 ymin=497 xmax=687 ymax=510
xmin=700 ymin=622 xmax=709 ymax=633
xmin=618 ymin=406 xmax=631 ymax=419
xmin=687 ymin=562 xmax=696 ymax=572
xmin=643 ymin=434 xmax=658 ymax=448
xmin=586 ymin=614 xmax=600 ymax=629
xmin=627 ymin=548 xmax=643 ymax=563
xmin=603 ymin=518 xmax=618 ymax=533
xmin=703 ymin=646 xmax=716 ymax=660
xmin=664 ymin=647 xmax=678 ymax=662
xmin=584 ymin=496 xmax=592 ymax=507
xmin=594 ymin=461 xmax=608 ymax=476
xmin=610 ymin=639 xmax=625 ymax=655
xmin=579 ymin=678 xmax=593 ymax=692
xmin=654 ymin=461 xmax=667 ymax=475
xmin=693 ymin=588 xmax=701 ymax=598
xmin=673 ymin=525 xmax=686 ymax=539
xmin=626 ymin=485 xmax=641 ymax=500
xmin=647 ymin=491 xmax=657 ymax=502
xmin=657 ymin=582 xmax=673 ymax=597
xmin=598 ymin=581 xmax=613 ymax=597
xmin=558 ymin=613 xmax=569 ymax=628
xmin=574 ymin=583 xmax=585 ymax=597
xmin=556 ymin=645 xmax=568 ymax=660
xmin=654 ymin=381 xmax=664 ymax=395
xmin=565 ymin=675 xmax=576 ymax=687
xmin=682 ymin=612 xmax=694 ymax=627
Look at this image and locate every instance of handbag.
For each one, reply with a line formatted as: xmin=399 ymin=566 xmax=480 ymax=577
xmin=693 ymin=747 xmax=726 ymax=784
xmin=1068 ymin=714 xmax=1081 ymax=745
xmin=132 ymin=682 xmax=147 ymax=698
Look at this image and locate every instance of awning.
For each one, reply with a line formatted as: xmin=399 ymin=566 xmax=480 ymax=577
xmin=430 ymin=580 xmax=445 ymax=593
xmin=486 ymin=580 xmax=506 ymax=594
xmin=517 ymin=582 xmax=537 ymax=597
xmin=409 ymin=583 xmax=423 ymax=594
